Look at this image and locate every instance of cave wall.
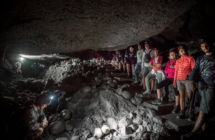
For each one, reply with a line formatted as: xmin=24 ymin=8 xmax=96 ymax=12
xmin=0 ymin=0 xmax=197 ymax=54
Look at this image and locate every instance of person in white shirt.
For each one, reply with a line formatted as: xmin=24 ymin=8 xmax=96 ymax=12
xmin=133 ymin=43 xmax=143 ymax=83
xmin=141 ymin=41 xmax=154 ymax=90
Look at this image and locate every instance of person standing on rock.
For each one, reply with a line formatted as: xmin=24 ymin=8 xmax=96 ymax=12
xmin=9 ymin=94 xmax=50 ymax=139
xmin=116 ymin=50 xmax=126 ymax=72
xmin=133 ymin=43 xmax=144 ymax=83
xmin=152 ymin=49 xmax=180 ymax=113
xmin=142 ymin=48 xmax=164 ymax=95
xmin=124 ymin=46 xmax=137 ymax=78
xmin=173 ymin=45 xmax=195 ymax=119
xmin=181 ymin=40 xmax=215 ymax=140
xmin=141 ymin=41 xmax=154 ymax=90
xmin=15 ymin=60 xmax=22 ymax=77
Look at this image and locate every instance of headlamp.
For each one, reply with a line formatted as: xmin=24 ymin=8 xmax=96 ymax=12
xmin=20 ymin=57 xmax=24 ymax=61
xmin=50 ymin=96 xmax=54 ymax=100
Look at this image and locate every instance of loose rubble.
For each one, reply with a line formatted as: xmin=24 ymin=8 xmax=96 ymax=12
xmin=1 ymin=60 xmax=177 ymax=140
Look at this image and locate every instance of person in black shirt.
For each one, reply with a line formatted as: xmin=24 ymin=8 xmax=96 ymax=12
xmin=124 ymin=46 xmax=137 ymax=78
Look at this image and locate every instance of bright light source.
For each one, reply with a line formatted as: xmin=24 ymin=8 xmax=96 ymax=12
xmin=50 ymin=96 xmax=54 ymax=100
xmin=20 ymin=57 xmax=24 ymax=61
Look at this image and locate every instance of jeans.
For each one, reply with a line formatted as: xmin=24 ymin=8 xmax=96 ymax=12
xmin=145 ymin=72 xmax=163 ymax=91
xmin=134 ymin=62 xmax=142 ymax=82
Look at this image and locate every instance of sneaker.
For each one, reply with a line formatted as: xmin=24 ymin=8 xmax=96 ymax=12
xmin=142 ymin=90 xmax=150 ymax=94
xmin=172 ymin=105 xmax=180 ymax=114
xmin=152 ymin=99 xmax=162 ymax=105
xmin=176 ymin=110 xmax=185 ymax=119
xmin=181 ymin=132 xmax=195 ymax=140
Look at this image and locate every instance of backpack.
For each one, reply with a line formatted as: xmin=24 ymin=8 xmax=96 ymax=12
xmin=144 ymin=50 xmax=152 ymax=63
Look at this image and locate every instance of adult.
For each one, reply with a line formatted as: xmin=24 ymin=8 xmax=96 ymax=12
xmin=133 ymin=43 xmax=143 ymax=83
xmin=152 ymin=50 xmax=180 ymax=113
xmin=143 ymin=48 xmax=164 ymax=94
xmin=124 ymin=46 xmax=137 ymax=77
xmin=173 ymin=45 xmax=195 ymax=119
xmin=9 ymin=94 xmax=50 ymax=139
xmin=182 ymin=41 xmax=215 ymax=139
xmin=116 ymin=50 xmax=125 ymax=72
xmin=141 ymin=41 xmax=154 ymax=90
xmin=15 ymin=60 xmax=22 ymax=76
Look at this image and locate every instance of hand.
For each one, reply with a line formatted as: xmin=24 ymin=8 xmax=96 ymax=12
xmin=41 ymin=121 xmax=48 ymax=128
xmin=173 ymin=84 xmax=177 ymax=88
xmin=170 ymin=65 xmax=175 ymax=68
xmin=190 ymin=81 xmax=195 ymax=92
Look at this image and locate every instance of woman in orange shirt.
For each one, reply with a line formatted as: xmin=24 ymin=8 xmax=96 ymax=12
xmin=174 ymin=45 xmax=195 ymax=119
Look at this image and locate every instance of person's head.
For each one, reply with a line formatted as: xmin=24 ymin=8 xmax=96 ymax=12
xmin=178 ymin=45 xmax=188 ymax=56
xmin=116 ymin=50 xmax=120 ymax=54
xmin=34 ymin=94 xmax=51 ymax=109
xmin=169 ymin=49 xmax=176 ymax=59
xmin=153 ymin=48 xmax=159 ymax=57
xmin=129 ymin=46 xmax=134 ymax=52
xmin=144 ymin=41 xmax=150 ymax=50
xmin=138 ymin=44 xmax=143 ymax=50
xmin=199 ymin=41 xmax=212 ymax=53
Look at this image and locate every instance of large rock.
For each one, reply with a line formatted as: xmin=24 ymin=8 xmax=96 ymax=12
xmin=49 ymin=121 xmax=65 ymax=135
xmin=0 ymin=0 xmax=197 ymax=54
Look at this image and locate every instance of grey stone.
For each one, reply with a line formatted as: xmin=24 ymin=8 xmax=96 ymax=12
xmin=49 ymin=121 xmax=65 ymax=135
xmin=61 ymin=109 xmax=71 ymax=120
xmin=65 ymin=120 xmax=73 ymax=131
xmin=121 ymin=90 xmax=131 ymax=100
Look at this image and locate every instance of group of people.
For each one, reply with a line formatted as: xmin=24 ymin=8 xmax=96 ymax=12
xmin=111 ymin=40 xmax=214 ymax=139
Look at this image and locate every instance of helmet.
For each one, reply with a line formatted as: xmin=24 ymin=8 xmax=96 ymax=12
xmin=35 ymin=94 xmax=51 ymax=106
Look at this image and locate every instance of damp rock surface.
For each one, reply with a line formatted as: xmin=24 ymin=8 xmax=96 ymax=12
xmin=0 ymin=0 xmax=197 ymax=54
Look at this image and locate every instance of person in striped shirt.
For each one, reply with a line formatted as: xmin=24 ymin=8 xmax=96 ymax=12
xmin=173 ymin=45 xmax=195 ymax=119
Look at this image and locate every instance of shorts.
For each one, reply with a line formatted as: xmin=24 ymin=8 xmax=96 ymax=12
xmin=125 ymin=59 xmax=136 ymax=65
xmin=142 ymin=67 xmax=152 ymax=77
xmin=177 ymin=80 xmax=191 ymax=93
xmin=198 ymin=82 xmax=215 ymax=114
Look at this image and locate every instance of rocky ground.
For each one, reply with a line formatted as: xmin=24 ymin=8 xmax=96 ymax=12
xmin=0 ymin=60 xmax=215 ymax=140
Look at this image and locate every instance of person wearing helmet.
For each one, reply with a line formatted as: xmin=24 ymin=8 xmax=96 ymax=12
xmin=10 ymin=94 xmax=51 ymax=139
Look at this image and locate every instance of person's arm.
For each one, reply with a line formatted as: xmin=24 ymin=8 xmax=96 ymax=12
xmin=164 ymin=61 xmax=171 ymax=74
xmin=173 ymin=60 xmax=179 ymax=87
xmin=141 ymin=52 xmax=145 ymax=68
xmin=23 ymin=107 xmax=42 ymax=130
xmin=189 ymin=57 xmax=200 ymax=82
xmin=190 ymin=56 xmax=196 ymax=69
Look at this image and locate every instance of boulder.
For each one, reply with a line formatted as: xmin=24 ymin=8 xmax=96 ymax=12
xmin=49 ymin=121 xmax=65 ymax=135
xmin=93 ymin=128 xmax=103 ymax=139
xmin=65 ymin=120 xmax=73 ymax=131
xmin=101 ymin=125 xmax=110 ymax=135
xmin=61 ymin=109 xmax=71 ymax=120
xmin=82 ymin=86 xmax=92 ymax=93
xmin=121 ymin=90 xmax=131 ymax=99
xmin=107 ymin=117 xmax=118 ymax=130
